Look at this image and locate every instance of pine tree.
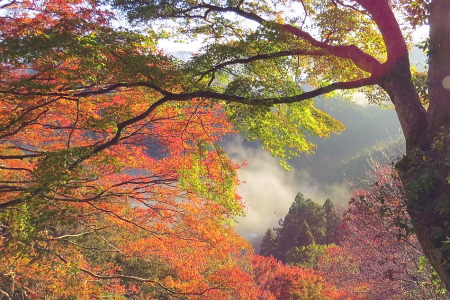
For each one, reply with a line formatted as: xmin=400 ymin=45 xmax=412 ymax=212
xmin=297 ymin=220 xmax=314 ymax=247
xmin=323 ymin=199 xmax=342 ymax=244
xmin=259 ymin=228 xmax=277 ymax=257
xmin=275 ymin=193 xmax=326 ymax=262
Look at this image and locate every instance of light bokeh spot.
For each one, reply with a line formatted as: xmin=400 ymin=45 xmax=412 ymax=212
xmin=442 ymin=76 xmax=450 ymax=90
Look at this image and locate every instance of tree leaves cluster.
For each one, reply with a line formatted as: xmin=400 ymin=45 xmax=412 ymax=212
xmin=259 ymin=193 xmax=341 ymax=268
xmin=0 ymin=1 xmax=347 ymax=298
xmin=3 ymin=0 xmax=450 ymax=294
xmin=318 ymin=160 xmax=449 ymax=299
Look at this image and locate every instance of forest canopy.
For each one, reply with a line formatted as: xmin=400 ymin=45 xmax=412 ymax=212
xmin=2 ymin=0 xmax=450 ymax=297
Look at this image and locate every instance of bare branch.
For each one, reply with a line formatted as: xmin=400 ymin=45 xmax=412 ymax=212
xmin=47 ymin=230 xmax=96 ymax=240
xmin=196 ymin=49 xmax=327 ymax=81
xmin=0 ymin=165 xmax=32 ymax=173
xmin=0 ymin=154 xmax=42 ymax=160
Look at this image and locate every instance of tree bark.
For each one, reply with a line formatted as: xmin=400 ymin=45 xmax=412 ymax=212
xmin=396 ymin=143 xmax=450 ymax=291
xmin=369 ymin=0 xmax=450 ymax=290
xmin=404 ymin=0 xmax=450 ymax=290
xmin=380 ymin=66 xmax=450 ymax=290
xmin=428 ymin=0 xmax=450 ymax=134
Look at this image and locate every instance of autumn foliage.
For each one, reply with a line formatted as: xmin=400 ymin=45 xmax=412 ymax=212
xmin=3 ymin=0 xmax=442 ymax=298
xmin=252 ymin=255 xmax=350 ymax=300
xmin=318 ymin=161 xmax=449 ymax=299
xmin=0 ymin=1 xmax=352 ymax=298
xmin=0 ymin=0 xmax=258 ymax=298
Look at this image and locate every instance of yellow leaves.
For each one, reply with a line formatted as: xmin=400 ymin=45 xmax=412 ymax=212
xmin=275 ymin=12 xmax=285 ymax=24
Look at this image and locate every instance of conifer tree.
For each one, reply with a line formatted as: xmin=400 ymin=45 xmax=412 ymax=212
xmin=323 ymin=199 xmax=341 ymax=244
xmin=259 ymin=228 xmax=277 ymax=257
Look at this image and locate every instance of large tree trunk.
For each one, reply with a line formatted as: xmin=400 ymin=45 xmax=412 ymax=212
xmin=384 ymin=0 xmax=450 ymax=290
xmin=413 ymin=0 xmax=450 ymax=290
xmin=397 ymin=148 xmax=450 ymax=291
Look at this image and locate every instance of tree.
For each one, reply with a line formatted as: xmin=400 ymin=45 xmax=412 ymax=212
xmin=297 ymin=220 xmax=315 ymax=247
xmin=286 ymin=243 xmax=328 ymax=269
xmin=318 ymin=161 xmax=449 ymax=299
xmin=259 ymin=228 xmax=277 ymax=257
xmin=104 ymin=0 xmax=450 ymax=288
xmin=4 ymin=0 xmax=450 ymax=290
xmin=323 ymin=199 xmax=341 ymax=244
xmin=276 ymin=193 xmax=326 ymax=261
xmin=0 ymin=1 xmax=258 ymax=298
xmin=261 ymin=194 xmax=337 ymax=268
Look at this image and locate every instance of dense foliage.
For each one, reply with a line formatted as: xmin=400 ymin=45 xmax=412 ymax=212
xmin=319 ymin=161 xmax=449 ymax=299
xmin=3 ymin=0 xmax=450 ymax=296
xmin=0 ymin=1 xmax=250 ymax=297
xmin=259 ymin=193 xmax=340 ymax=267
xmin=0 ymin=1 xmax=344 ymax=298
xmin=100 ymin=0 xmax=450 ymax=287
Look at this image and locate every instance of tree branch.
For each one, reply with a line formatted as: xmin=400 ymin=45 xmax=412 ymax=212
xmin=0 ymin=154 xmax=42 ymax=160
xmin=185 ymin=4 xmax=382 ymax=74
xmin=196 ymin=49 xmax=327 ymax=81
xmin=79 ymin=267 xmax=228 ymax=296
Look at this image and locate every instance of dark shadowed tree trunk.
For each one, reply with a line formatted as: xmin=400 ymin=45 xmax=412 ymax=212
xmin=352 ymin=0 xmax=450 ymax=290
xmin=376 ymin=0 xmax=450 ymax=289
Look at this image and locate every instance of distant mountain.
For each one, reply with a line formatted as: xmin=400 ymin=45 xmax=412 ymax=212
xmin=288 ymin=97 xmax=403 ymax=185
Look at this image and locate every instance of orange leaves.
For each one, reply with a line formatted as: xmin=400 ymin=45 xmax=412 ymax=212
xmin=0 ymin=1 xmax=253 ymax=298
xmin=0 ymin=39 xmax=247 ymax=299
xmin=252 ymin=255 xmax=350 ymax=300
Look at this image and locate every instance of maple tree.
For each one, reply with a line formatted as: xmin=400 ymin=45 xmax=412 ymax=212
xmin=251 ymin=255 xmax=349 ymax=300
xmin=318 ymin=161 xmax=449 ymax=299
xmin=0 ymin=1 xmax=260 ymax=298
xmin=103 ymin=0 xmax=450 ymax=288
xmin=4 ymin=0 xmax=450 ymax=296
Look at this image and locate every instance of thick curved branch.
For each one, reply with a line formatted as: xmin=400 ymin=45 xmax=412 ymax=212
xmin=164 ymin=76 xmax=378 ymax=105
xmin=0 ymin=81 xmax=170 ymax=99
xmin=0 ymin=165 xmax=32 ymax=173
xmin=356 ymin=0 xmax=409 ymax=66
xmin=281 ymin=23 xmax=381 ymax=74
xmin=269 ymin=76 xmax=378 ymax=104
xmin=356 ymin=0 xmax=427 ymax=147
xmin=186 ymin=4 xmax=382 ymax=74
xmin=0 ymin=154 xmax=42 ymax=159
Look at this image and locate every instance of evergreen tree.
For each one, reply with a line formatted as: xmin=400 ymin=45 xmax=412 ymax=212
xmin=323 ymin=199 xmax=342 ymax=244
xmin=275 ymin=193 xmax=326 ymax=262
xmin=285 ymin=243 xmax=328 ymax=269
xmin=297 ymin=220 xmax=314 ymax=247
xmin=259 ymin=228 xmax=277 ymax=257
xmin=285 ymin=221 xmax=326 ymax=268
xmin=288 ymin=192 xmax=308 ymax=214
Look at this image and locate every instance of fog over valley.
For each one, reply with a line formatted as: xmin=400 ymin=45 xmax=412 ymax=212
xmin=226 ymin=98 xmax=403 ymax=248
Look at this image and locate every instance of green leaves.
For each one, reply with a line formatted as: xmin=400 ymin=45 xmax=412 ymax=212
xmin=226 ymin=100 xmax=343 ymax=168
